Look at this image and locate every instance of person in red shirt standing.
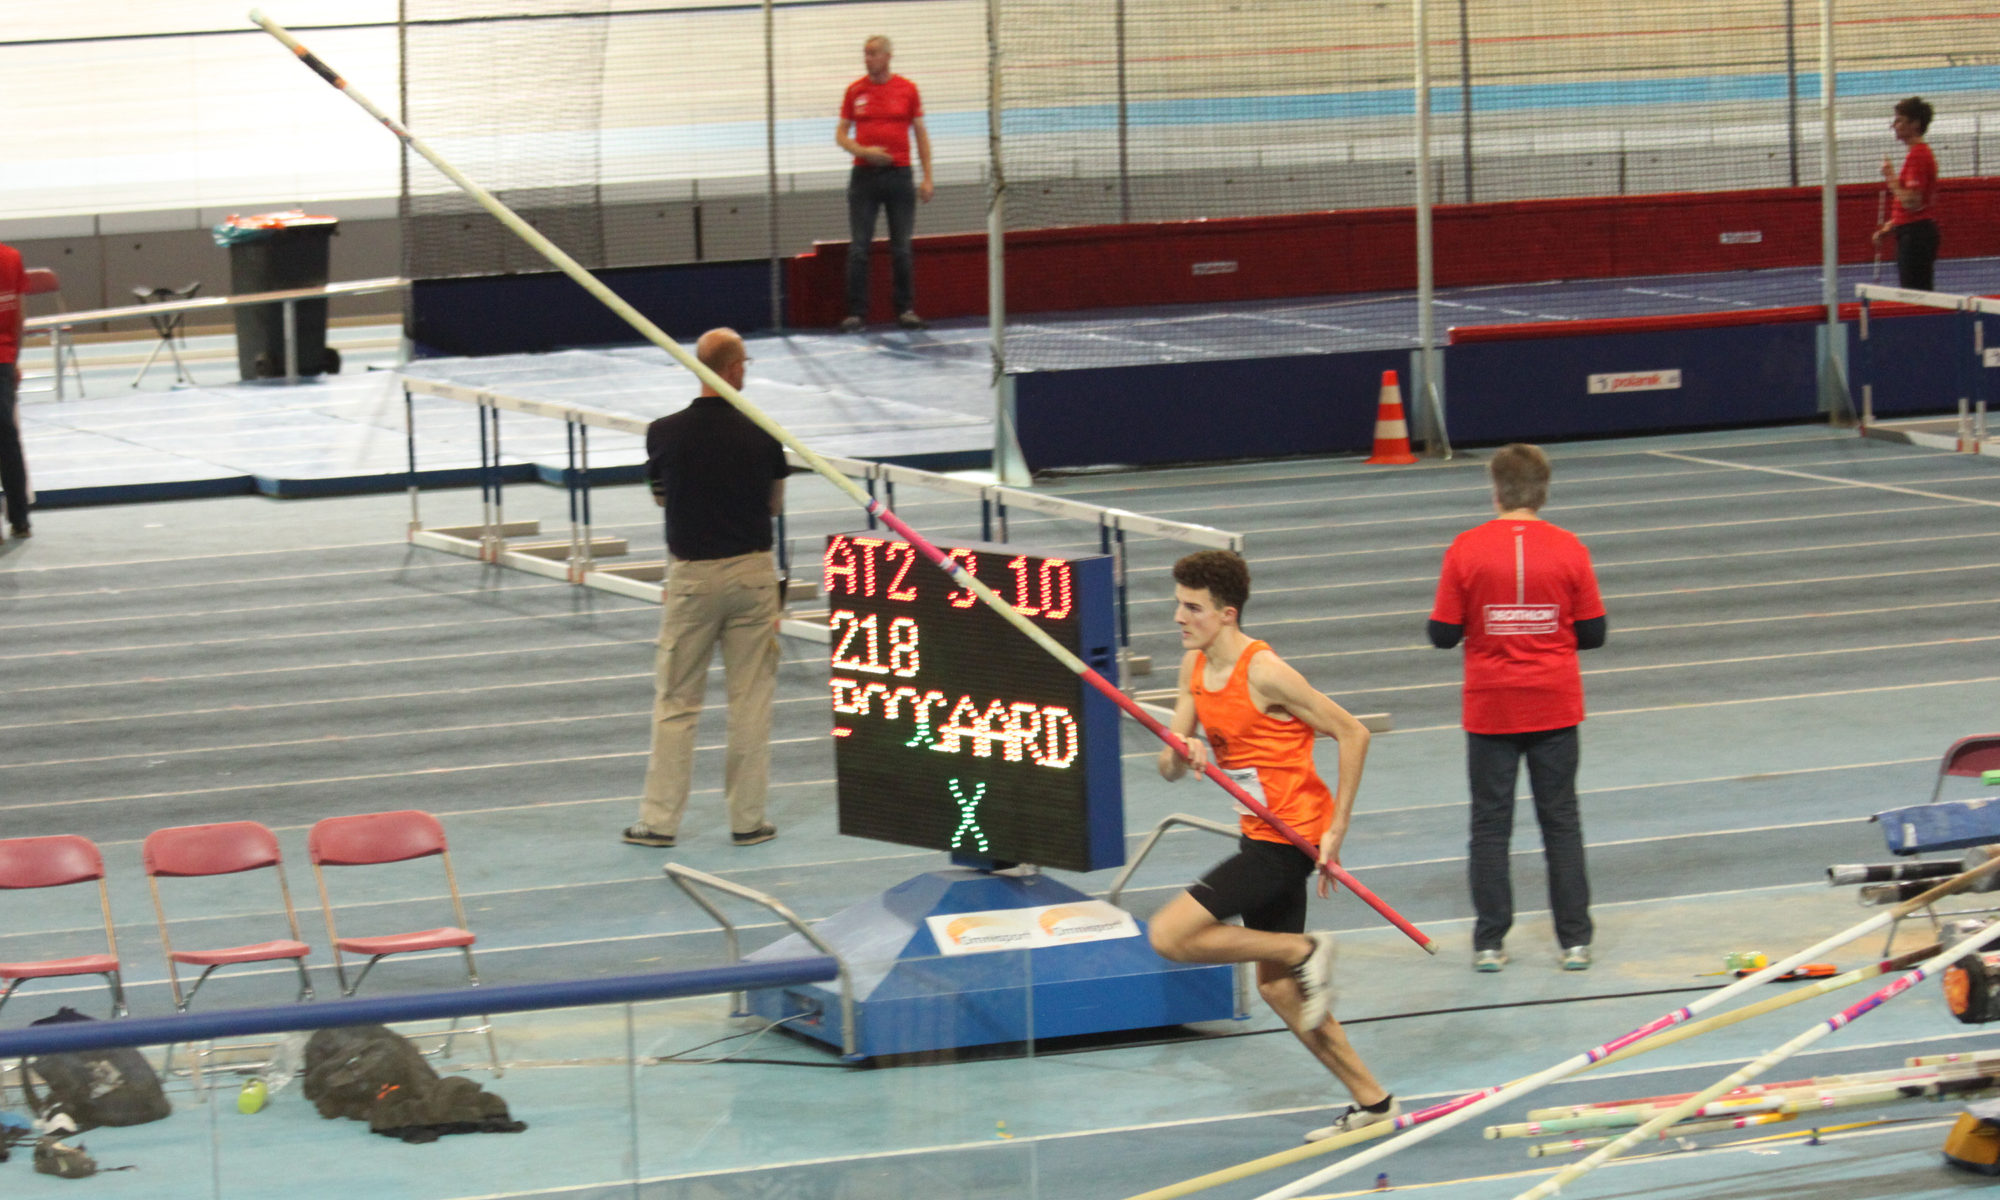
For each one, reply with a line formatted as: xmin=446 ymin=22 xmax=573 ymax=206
xmin=0 ymin=242 xmax=30 ymax=541
xmin=1429 ymin=444 xmax=1605 ymax=973
xmin=1875 ymin=96 xmax=1939 ymax=291
xmin=834 ymin=35 xmax=934 ymax=333
xmin=1152 ymin=550 xmax=1398 ymax=1143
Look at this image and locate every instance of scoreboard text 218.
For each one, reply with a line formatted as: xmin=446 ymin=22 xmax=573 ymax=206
xmin=824 ymin=533 xmax=1125 ymax=872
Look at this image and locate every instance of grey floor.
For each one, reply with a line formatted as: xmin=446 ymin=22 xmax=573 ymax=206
xmin=7 ymin=419 xmax=2000 ymax=1198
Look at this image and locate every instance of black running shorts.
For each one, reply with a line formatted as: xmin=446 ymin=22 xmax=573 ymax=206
xmin=1190 ymin=836 xmax=1315 ymax=934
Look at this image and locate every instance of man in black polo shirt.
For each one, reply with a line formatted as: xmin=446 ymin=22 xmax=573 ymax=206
xmin=625 ymin=328 xmax=789 ymax=849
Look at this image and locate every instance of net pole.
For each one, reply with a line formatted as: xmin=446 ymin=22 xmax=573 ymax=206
xmin=1413 ymin=0 xmax=1450 ymax=458
xmin=988 ymin=0 xmax=1027 ymax=486
xmin=250 ymin=9 xmax=1435 ymax=955
xmin=1818 ymin=0 xmax=1847 ymax=427
xmin=763 ymin=0 xmax=781 ymax=331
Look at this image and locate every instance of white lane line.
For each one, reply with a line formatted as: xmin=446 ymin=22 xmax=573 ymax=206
xmin=0 ymin=605 xmax=662 ymax=663
xmin=5 ymin=638 xmax=661 ymax=695
xmin=1214 ymin=502 xmax=1978 ymax=572
xmin=1125 ymin=561 xmax=2000 ymax=630
xmin=0 ymin=537 xmax=414 ymax=573
xmin=1126 ymin=541 xmax=2000 ymax=604
xmin=1652 ymin=448 xmax=2000 ymax=509
xmin=0 ymin=579 xmax=573 ymax=632
xmin=1371 ymin=672 xmax=2000 ymax=737
xmin=1 ymin=684 xmax=833 ymax=749
xmin=1361 ymin=755 xmax=1937 ymax=817
xmin=1317 ymin=634 xmax=2000 ymax=699
xmin=0 ymin=735 xmax=824 ymax=815
xmin=4 ymin=558 xmax=487 ymax=602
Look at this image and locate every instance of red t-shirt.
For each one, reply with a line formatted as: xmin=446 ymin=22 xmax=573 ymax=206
xmin=1890 ymin=142 xmax=1938 ymax=227
xmin=1431 ymin=518 xmax=1605 ymax=735
xmin=841 ymin=74 xmax=923 ymax=167
xmin=0 ymin=243 xmax=22 ymax=366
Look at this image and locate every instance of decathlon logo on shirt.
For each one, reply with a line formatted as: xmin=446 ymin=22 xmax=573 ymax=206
xmin=1588 ymin=369 xmax=1681 ymax=394
xmin=1484 ymin=603 xmax=1559 ymax=635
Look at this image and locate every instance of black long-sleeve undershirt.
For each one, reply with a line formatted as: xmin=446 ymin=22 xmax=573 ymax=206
xmin=1428 ymin=615 xmax=1606 ymax=651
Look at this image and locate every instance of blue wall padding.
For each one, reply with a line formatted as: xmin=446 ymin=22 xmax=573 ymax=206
xmin=1445 ymin=324 xmax=1821 ymax=444
xmin=411 ymin=261 xmax=775 ymax=358
xmin=1012 ymin=349 xmax=1406 ymax=471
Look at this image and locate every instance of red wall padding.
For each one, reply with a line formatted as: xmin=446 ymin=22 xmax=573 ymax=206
xmin=789 ymin=180 xmax=2000 ymax=329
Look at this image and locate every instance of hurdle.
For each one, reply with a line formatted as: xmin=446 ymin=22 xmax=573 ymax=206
xmin=1853 ymin=282 xmax=2000 ymax=451
xmin=396 ymin=372 xmax=1241 ymax=680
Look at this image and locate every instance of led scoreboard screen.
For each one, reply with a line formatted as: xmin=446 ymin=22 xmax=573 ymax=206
xmin=825 ymin=533 xmax=1125 ymax=872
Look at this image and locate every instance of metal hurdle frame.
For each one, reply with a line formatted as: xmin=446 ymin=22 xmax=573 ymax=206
xmin=397 ymin=374 xmax=1244 ymax=677
xmin=1853 ymin=282 xmax=1999 ymax=454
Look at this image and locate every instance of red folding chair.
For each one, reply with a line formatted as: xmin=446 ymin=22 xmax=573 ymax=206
xmin=307 ymin=810 xmax=497 ymax=1071
xmin=1928 ymin=734 xmax=2000 ymax=804
xmin=142 ymin=821 xmax=314 ymax=1010
xmin=0 ymin=835 xmax=126 ymax=1021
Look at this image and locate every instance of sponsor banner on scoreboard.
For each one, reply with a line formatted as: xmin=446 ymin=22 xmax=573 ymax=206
xmin=926 ymin=900 xmax=1140 ymax=957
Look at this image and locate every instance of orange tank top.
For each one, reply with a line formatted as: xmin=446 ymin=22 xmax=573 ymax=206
xmin=1191 ymin=640 xmax=1334 ymax=845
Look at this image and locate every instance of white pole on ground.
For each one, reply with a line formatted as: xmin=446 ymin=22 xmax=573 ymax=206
xmin=1515 ymin=921 xmax=2000 ymax=1200
xmin=1245 ymin=855 xmax=2000 ymax=1200
xmin=249 ymin=8 xmax=1436 ymax=951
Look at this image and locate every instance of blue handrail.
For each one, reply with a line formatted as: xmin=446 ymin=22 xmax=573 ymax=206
xmin=0 ymin=957 xmax=836 ymax=1058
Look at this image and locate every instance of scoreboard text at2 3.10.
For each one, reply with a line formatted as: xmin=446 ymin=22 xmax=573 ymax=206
xmin=823 ymin=533 xmax=1125 ymax=872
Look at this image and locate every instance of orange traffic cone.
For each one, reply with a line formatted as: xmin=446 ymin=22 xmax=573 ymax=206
xmin=1365 ymin=370 xmax=1418 ymax=465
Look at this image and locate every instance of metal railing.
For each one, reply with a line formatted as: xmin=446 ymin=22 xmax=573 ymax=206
xmin=1103 ymin=812 xmax=1252 ymax=1019
xmin=662 ymin=863 xmax=859 ymax=1058
xmin=22 ymin=276 xmax=408 ymax=396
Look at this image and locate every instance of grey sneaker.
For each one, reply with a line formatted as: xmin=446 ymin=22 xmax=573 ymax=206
xmin=731 ymin=823 xmax=777 ymax=847
xmin=1305 ymin=1097 xmax=1400 ymax=1143
xmin=1291 ymin=932 xmax=1337 ymax=1028
xmin=896 ymin=310 xmax=928 ymax=330
xmin=1562 ymin=945 xmax=1592 ymax=971
xmin=838 ymin=315 xmax=864 ymax=333
xmin=1474 ymin=948 xmax=1508 ymax=973
xmin=621 ymin=825 xmax=675 ymax=848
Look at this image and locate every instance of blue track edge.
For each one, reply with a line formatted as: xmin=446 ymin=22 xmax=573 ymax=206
xmin=0 ymin=958 xmax=837 ymax=1057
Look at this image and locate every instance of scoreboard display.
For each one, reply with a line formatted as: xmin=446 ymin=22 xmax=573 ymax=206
xmin=825 ymin=533 xmax=1125 ymax=872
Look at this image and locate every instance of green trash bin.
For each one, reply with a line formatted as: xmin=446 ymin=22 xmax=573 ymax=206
xmin=212 ymin=211 xmax=341 ymax=380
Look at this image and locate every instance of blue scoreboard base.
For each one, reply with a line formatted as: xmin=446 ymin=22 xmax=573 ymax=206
xmin=742 ymin=869 xmax=1238 ymax=1059
xmin=1876 ymin=798 xmax=2000 ymax=855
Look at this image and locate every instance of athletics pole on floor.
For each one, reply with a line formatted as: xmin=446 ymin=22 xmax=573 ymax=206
xmin=247 ymin=10 xmax=1436 ymax=955
xmin=1227 ymin=855 xmax=2000 ymax=1200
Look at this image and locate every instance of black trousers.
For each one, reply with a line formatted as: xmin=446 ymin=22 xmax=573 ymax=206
xmin=1896 ymin=219 xmax=1939 ymax=292
xmin=0 ymin=369 xmax=27 ymax=531
xmin=846 ymin=165 xmax=917 ymax=318
xmin=1467 ymin=725 xmax=1592 ymax=951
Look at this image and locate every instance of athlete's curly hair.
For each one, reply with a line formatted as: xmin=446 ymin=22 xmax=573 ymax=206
xmin=1172 ymin=549 xmax=1249 ymax=617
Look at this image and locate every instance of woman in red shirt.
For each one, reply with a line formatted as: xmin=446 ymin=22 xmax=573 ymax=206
xmin=1876 ymin=96 xmax=1939 ymax=291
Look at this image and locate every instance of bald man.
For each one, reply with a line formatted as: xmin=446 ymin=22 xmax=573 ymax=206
xmin=835 ymin=34 xmax=933 ymax=332
xmin=626 ymin=328 xmax=789 ymax=849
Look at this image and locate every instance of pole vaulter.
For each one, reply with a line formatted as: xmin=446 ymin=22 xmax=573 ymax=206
xmin=246 ymin=10 xmax=1436 ymax=955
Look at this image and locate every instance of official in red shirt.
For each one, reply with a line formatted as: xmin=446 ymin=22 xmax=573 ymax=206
xmin=0 ymin=242 xmax=30 ymax=540
xmin=1430 ymin=444 xmax=1605 ymax=973
xmin=1875 ymin=96 xmax=1939 ymax=291
xmin=834 ymin=35 xmax=934 ymax=332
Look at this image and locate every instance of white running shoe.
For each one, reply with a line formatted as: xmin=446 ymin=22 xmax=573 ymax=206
xmin=1305 ymin=1097 xmax=1401 ymax=1143
xmin=1292 ymin=932 xmax=1337 ymax=1028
